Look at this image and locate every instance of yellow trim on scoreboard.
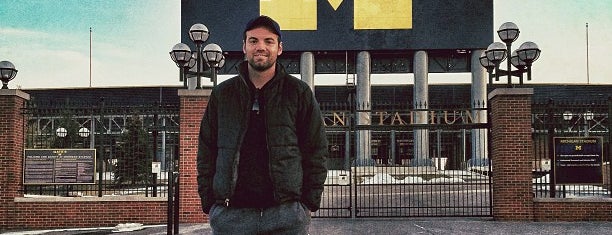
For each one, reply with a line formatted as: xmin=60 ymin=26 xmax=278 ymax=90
xmin=354 ymin=0 xmax=412 ymax=29
xmin=260 ymin=0 xmax=318 ymax=30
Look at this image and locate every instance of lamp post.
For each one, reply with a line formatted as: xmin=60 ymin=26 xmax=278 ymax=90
xmin=189 ymin=23 xmax=208 ymax=89
xmin=0 ymin=61 xmax=18 ymax=89
xmin=479 ymin=22 xmax=541 ymax=87
xmin=170 ymin=23 xmax=225 ymax=89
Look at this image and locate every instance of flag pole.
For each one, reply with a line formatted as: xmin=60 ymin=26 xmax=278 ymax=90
xmin=90 ymin=27 xmax=92 ymax=87
xmin=586 ymin=23 xmax=590 ymax=84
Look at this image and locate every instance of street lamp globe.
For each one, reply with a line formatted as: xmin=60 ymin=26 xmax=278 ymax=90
xmin=189 ymin=23 xmax=209 ymax=44
xmin=188 ymin=53 xmax=198 ymax=69
xmin=516 ymin=41 xmax=541 ymax=64
xmin=584 ymin=111 xmax=594 ymax=121
xmin=169 ymin=43 xmax=192 ymax=67
xmin=56 ymin=127 xmax=68 ymax=138
xmin=562 ymin=111 xmax=573 ymax=121
xmin=479 ymin=51 xmax=495 ymax=70
xmin=202 ymin=43 xmax=223 ymax=66
xmin=485 ymin=42 xmax=507 ymax=64
xmin=497 ymin=22 xmax=520 ymax=44
xmin=78 ymin=127 xmax=90 ymax=138
xmin=218 ymin=55 xmax=226 ymax=69
xmin=510 ymin=50 xmax=527 ymax=70
xmin=0 ymin=61 xmax=18 ymax=89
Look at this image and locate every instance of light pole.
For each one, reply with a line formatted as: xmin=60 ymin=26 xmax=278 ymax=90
xmin=479 ymin=22 xmax=541 ymax=87
xmin=170 ymin=23 xmax=225 ymax=89
xmin=189 ymin=23 xmax=208 ymax=89
xmin=0 ymin=61 xmax=18 ymax=89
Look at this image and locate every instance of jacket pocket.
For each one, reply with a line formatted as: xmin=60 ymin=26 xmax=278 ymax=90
xmin=213 ymin=148 xmax=238 ymax=199
xmin=270 ymin=146 xmax=303 ymax=198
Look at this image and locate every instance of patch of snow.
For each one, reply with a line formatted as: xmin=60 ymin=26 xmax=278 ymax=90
xmin=360 ymin=173 xmax=464 ymax=185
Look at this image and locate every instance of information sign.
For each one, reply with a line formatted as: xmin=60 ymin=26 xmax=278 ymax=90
xmin=553 ymin=137 xmax=603 ymax=184
xmin=24 ymin=149 xmax=96 ymax=184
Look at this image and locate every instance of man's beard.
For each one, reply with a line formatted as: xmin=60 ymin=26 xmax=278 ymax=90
xmin=248 ymin=57 xmax=274 ymax=72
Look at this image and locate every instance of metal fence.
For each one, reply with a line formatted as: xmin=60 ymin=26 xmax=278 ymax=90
xmin=21 ymin=97 xmax=492 ymax=217
xmin=531 ymin=98 xmax=611 ymax=198
xmin=315 ymin=101 xmax=492 ymax=218
xmin=23 ymin=99 xmax=179 ymax=197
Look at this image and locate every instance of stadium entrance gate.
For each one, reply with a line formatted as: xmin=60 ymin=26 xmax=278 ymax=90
xmin=314 ymin=102 xmax=492 ymax=218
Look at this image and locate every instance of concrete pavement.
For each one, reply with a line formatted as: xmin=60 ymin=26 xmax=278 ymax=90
xmin=3 ymin=218 xmax=612 ymax=235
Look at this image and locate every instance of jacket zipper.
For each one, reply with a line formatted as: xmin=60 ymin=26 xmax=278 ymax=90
xmin=226 ymin=76 xmax=252 ymax=207
xmin=261 ymin=89 xmax=279 ymax=202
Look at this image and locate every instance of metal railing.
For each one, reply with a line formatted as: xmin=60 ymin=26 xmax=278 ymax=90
xmin=316 ymin=101 xmax=492 ymax=218
xmin=22 ymin=100 xmax=179 ymax=198
xmin=532 ymin=98 xmax=611 ymax=198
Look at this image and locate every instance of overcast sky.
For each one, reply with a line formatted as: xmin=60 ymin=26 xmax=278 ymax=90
xmin=0 ymin=0 xmax=610 ymax=89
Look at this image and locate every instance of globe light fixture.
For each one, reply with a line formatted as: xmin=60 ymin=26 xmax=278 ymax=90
xmin=202 ymin=43 xmax=224 ymax=86
xmin=480 ymin=22 xmax=541 ymax=86
xmin=56 ymin=127 xmax=68 ymax=138
xmin=78 ymin=127 xmax=90 ymax=138
xmin=0 ymin=61 xmax=18 ymax=89
xmin=169 ymin=23 xmax=225 ymax=89
xmin=170 ymin=43 xmax=193 ymax=88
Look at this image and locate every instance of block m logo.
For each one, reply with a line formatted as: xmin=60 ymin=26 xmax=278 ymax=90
xmin=260 ymin=0 xmax=412 ymax=31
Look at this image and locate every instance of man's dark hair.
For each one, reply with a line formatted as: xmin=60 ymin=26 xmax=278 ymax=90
xmin=243 ymin=15 xmax=282 ymax=41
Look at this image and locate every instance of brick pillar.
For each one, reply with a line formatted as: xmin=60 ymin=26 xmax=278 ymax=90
xmin=0 ymin=90 xmax=30 ymax=228
xmin=178 ymin=89 xmax=211 ymax=223
xmin=489 ymin=88 xmax=534 ymax=221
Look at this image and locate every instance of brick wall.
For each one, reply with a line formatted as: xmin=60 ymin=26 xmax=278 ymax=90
xmin=0 ymin=89 xmax=213 ymax=230
xmin=534 ymin=199 xmax=612 ymax=221
xmin=178 ymin=89 xmax=211 ymax=223
xmin=489 ymin=88 xmax=535 ymax=221
xmin=13 ymin=198 xmax=166 ymax=229
xmin=0 ymin=90 xmax=29 ymax=228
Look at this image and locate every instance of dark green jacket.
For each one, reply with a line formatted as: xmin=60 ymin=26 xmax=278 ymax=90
xmin=197 ymin=62 xmax=328 ymax=214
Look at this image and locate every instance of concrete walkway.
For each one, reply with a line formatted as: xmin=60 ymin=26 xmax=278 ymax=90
xmin=3 ymin=218 xmax=612 ymax=235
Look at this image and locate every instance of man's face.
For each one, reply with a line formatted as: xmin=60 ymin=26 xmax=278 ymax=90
xmin=243 ymin=27 xmax=283 ymax=72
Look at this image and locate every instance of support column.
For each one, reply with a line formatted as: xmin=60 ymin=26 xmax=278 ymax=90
xmin=300 ymin=52 xmax=315 ymax=91
xmin=178 ymin=89 xmax=210 ymax=223
xmin=412 ymin=51 xmax=431 ymax=166
xmin=356 ymin=51 xmax=372 ymax=166
xmin=489 ymin=88 xmax=534 ymax=221
xmin=0 ymin=90 xmax=29 ymax=229
xmin=470 ymin=49 xmax=489 ymax=167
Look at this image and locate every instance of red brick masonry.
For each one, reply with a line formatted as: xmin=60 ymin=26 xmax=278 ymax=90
xmin=489 ymin=88 xmax=535 ymax=221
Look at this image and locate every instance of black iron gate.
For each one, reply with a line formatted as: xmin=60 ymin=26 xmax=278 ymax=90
xmin=531 ymin=99 xmax=611 ymax=198
xmin=23 ymin=99 xmax=179 ymax=198
xmin=314 ymin=102 xmax=492 ymax=218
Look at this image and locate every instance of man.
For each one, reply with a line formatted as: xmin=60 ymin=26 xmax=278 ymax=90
xmin=197 ymin=15 xmax=328 ymax=234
